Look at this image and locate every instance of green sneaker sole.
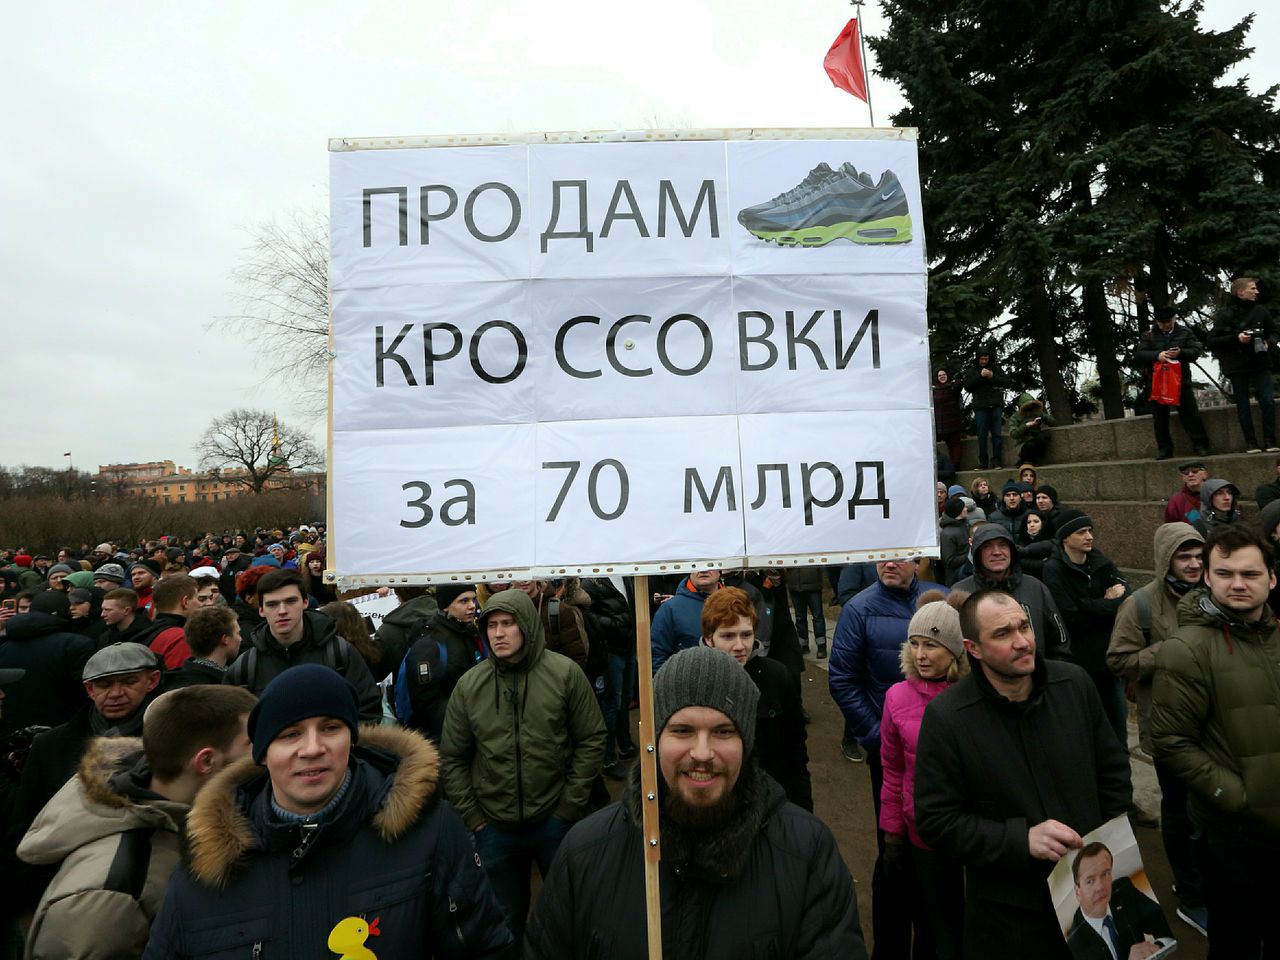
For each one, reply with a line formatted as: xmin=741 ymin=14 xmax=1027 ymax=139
xmin=748 ymin=215 xmax=912 ymax=247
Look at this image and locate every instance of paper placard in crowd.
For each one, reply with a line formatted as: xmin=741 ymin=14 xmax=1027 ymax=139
xmin=327 ymin=129 xmax=935 ymax=583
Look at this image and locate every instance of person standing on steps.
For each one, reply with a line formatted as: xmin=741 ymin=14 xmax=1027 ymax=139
xmin=964 ymin=343 xmax=1013 ymax=470
xmin=1135 ymin=305 xmax=1211 ymax=460
xmin=1208 ymin=276 xmax=1278 ymax=453
xmin=933 ymin=368 xmax=966 ymax=469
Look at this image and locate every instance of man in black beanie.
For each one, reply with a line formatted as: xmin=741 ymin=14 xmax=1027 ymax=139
xmin=1042 ymin=510 xmax=1132 ymax=747
xmin=525 ymin=645 xmax=868 ymax=959
xmin=394 ymin=582 xmax=483 ymax=740
xmin=144 ymin=664 xmax=512 ymax=960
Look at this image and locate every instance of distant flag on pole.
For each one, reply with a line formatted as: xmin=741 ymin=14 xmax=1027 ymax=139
xmin=824 ymin=18 xmax=869 ymax=103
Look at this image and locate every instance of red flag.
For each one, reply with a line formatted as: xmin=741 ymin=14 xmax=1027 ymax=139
xmin=824 ymin=18 xmax=869 ymax=103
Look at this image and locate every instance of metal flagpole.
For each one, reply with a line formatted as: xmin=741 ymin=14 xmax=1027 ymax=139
xmin=852 ymin=0 xmax=875 ymax=126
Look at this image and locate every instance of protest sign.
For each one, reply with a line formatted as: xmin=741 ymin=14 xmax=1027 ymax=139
xmin=328 ymin=129 xmax=933 ymax=584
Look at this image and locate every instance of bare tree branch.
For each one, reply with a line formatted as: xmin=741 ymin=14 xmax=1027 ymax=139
xmin=216 ymin=209 xmax=330 ymax=407
xmin=196 ymin=409 xmax=324 ymax=494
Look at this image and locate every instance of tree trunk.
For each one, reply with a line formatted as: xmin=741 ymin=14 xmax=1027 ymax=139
xmin=1072 ymin=177 xmax=1125 ymax=419
xmin=1084 ymin=275 xmax=1126 ymax=419
xmin=1026 ymin=280 xmax=1074 ymax=422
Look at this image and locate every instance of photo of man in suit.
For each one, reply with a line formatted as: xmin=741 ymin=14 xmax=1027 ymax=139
xmin=1066 ymin=842 xmax=1174 ymax=960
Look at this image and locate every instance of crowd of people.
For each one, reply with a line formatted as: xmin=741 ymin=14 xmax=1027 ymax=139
xmin=0 ymin=279 xmax=1275 ymax=958
xmin=0 ymin=456 xmax=1274 ymax=958
xmin=0 ymin=530 xmax=858 ymax=959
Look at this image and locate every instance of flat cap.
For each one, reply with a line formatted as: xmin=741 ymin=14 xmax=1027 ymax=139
xmin=82 ymin=643 xmax=160 ymax=682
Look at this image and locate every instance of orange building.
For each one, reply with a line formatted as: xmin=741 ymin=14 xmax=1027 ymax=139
xmin=98 ymin=462 xmax=324 ymax=504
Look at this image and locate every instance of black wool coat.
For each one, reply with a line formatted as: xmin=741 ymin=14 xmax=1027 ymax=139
xmin=914 ymin=657 xmax=1132 ymax=958
xmin=524 ymin=764 xmax=867 ymax=960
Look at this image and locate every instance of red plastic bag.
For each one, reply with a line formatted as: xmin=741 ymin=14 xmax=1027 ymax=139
xmin=1151 ymin=360 xmax=1182 ymax=406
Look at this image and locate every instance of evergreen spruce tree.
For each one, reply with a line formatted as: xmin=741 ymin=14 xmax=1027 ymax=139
xmin=874 ymin=0 xmax=1280 ymax=421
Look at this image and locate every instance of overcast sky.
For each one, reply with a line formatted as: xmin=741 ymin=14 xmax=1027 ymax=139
xmin=3 ymin=1 xmax=1276 ymax=473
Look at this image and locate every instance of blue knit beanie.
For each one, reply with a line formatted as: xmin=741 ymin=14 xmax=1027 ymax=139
xmin=248 ymin=664 xmax=360 ymax=763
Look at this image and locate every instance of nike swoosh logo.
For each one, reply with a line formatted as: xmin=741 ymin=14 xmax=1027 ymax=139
xmin=881 ymin=190 xmax=898 ymax=200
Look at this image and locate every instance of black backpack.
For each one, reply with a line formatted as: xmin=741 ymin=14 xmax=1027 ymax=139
xmin=394 ymin=619 xmax=451 ymax=726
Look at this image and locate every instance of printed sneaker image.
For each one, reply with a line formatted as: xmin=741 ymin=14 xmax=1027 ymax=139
xmin=737 ymin=162 xmax=912 ymax=246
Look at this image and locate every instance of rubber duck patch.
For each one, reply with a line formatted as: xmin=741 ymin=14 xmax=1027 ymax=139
xmin=327 ymin=916 xmax=380 ymax=960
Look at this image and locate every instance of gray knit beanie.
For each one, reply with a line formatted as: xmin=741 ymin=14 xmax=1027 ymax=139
xmin=654 ymin=646 xmax=760 ymax=755
xmin=907 ymin=600 xmax=964 ymax=658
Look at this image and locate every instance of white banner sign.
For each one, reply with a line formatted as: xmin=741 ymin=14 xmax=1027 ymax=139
xmin=328 ymin=130 xmax=935 ymax=582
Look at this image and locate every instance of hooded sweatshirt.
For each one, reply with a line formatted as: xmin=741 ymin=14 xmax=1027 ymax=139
xmin=953 ymin=525 xmax=1073 ymax=661
xmin=19 ymin=738 xmax=189 ymax=959
xmin=1106 ymin=522 xmax=1204 ymax=753
xmin=1193 ymin=478 xmax=1240 ymax=537
xmin=439 ymin=589 xmax=605 ymax=830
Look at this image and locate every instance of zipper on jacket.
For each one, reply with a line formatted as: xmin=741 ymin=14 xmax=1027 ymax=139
xmin=291 ymin=823 xmax=319 ymax=863
xmin=251 ymin=942 xmax=262 ymax=959
xmin=588 ymin=931 xmax=601 ymax=960
xmin=449 ymin=896 xmax=466 ymax=947
xmin=512 ymin=679 xmax=525 ymax=821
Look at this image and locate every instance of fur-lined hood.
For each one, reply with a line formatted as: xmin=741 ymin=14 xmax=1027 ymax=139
xmin=18 ymin=737 xmax=187 ymax=866
xmin=185 ymin=723 xmax=440 ymax=889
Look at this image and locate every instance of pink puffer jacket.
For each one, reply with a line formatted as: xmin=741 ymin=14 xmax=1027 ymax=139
xmin=879 ymin=674 xmax=952 ymax=848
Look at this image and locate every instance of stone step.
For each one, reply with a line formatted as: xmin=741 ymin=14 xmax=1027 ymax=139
xmin=948 ymin=399 xmax=1273 ymax=467
xmin=955 ymin=452 xmax=1279 ymax=505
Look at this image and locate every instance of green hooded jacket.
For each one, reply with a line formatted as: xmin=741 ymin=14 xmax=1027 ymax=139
xmin=1007 ymin=392 xmax=1056 ymax=445
xmin=440 ymin=589 xmax=605 ymax=830
xmin=1151 ymin=586 xmax=1280 ymax=841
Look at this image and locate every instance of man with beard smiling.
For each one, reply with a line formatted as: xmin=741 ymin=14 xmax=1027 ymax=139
xmin=914 ymin=589 xmax=1131 ymax=956
xmin=525 ymin=645 xmax=867 ymax=959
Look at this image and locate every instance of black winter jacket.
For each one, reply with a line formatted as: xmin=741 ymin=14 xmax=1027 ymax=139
xmin=164 ymin=657 xmax=227 ymax=689
xmin=746 ymin=655 xmax=813 ymax=811
xmin=399 ymin=612 xmax=485 ymax=741
xmin=1041 ymin=545 xmax=1130 ymax=675
xmin=224 ymin=610 xmax=383 ymax=722
xmin=580 ymin=577 xmax=635 ymax=658
xmin=143 ymin=726 xmax=512 ymax=960
xmin=524 ymin=764 xmax=867 ymax=960
xmin=938 ymin=514 xmax=970 ymax=587
xmin=1134 ymin=321 xmax=1203 ymax=387
xmin=914 ymin=657 xmax=1132 ymax=957
xmin=1208 ymin=296 xmax=1277 ymax=376
xmin=962 ymin=354 xmax=1013 ymax=410
xmin=0 ymin=612 xmax=95 ymax=736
